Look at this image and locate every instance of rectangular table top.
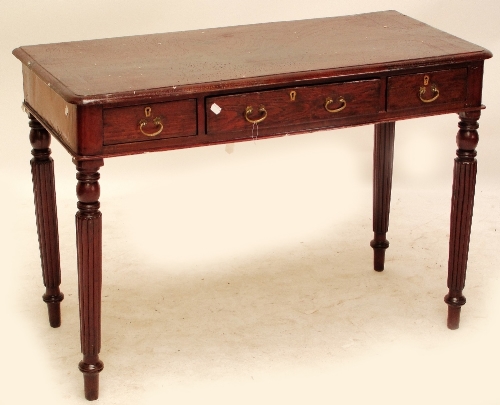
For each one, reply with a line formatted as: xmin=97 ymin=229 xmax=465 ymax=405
xmin=13 ymin=11 xmax=491 ymax=105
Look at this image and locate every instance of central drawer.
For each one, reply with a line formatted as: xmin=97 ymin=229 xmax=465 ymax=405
xmin=206 ymin=79 xmax=381 ymax=135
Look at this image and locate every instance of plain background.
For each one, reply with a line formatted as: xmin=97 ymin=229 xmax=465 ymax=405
xmin=1 ymin=1 xmax=499 ymax=404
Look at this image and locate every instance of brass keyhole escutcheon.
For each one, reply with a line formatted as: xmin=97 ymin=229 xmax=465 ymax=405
xmin=423 ymin=75 xmax=430 ymax=86
xmin=145 ymin=106 xmax=152 ymax=117
xmin=290 ymin=91 xmax=297 ymax=101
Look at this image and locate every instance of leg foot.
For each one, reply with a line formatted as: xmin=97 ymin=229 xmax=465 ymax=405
xmin=79 ymin=359 xmax=104 ymax=401
xmin=446 ymin=306 xmax=461 ymax=330
xmin=43 ymin=291 xmax=64 ymax=327
xmin=444 ymin=292 xmax=466 ymax=330
xmin=370 ymin=236 xmax=389 ymax=272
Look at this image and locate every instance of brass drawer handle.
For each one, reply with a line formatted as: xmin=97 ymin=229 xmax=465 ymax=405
xmin=325 ymin=97 xmax=347 ymax=113
xmin=139 ymin=117 xmax=164 ymax=137
xmin=245 ymin=105 xmax=267 ymax=124
xmin=419 ymin=84 xmax=440 ymax=103
xmin=139 ymin=107 xmax=163 ymax=137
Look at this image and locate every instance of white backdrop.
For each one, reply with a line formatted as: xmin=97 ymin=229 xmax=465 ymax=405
xmin=1 ymin=1 xmax=499 ymax=404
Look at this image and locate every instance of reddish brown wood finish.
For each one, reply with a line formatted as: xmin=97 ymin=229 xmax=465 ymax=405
xmin=13 ymin=12 xmax=491 ymax=160
xmin=206 ymin=80 xmax=380 ymax=136
xmin=12 ymin=11 xmax=490 ymax=106
xmin=387 ymin=68 xmax=467 ymax=111
xmin=371 ymin=122 xmax=395 ymax=271
xmin=103 ymin=99 xmax=197 ymax=145
xmin=14 ymin=11 xmax=493 ymax=401
xmin=29 ymin=115 xmax=64 ymax=327
xmin=75 ymin=159 xmax=104 ymax=401
xmin=444 ymin=110 xmax=480 ymax=329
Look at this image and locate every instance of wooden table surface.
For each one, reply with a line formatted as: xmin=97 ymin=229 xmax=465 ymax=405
xmin=13 ymin=11 xmax=490 ymax=104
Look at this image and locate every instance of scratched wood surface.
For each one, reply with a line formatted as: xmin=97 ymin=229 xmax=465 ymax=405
xmin=12 ymin=11 xmax=490 ymax=104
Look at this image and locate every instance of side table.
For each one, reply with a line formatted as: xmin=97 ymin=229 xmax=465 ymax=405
xmin=13 ymin=11 xmax=492 ymax=400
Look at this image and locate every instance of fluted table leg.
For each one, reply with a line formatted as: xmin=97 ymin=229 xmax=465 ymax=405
xmin=75 ymin=158 xmax=105 ymax=400
xmin=445 ymin=111 xmax=480 ymax=330
xmin=29 ymin=115 xmax=64 ymax=327
xmin=371 ymin=122 xmax=396 ymax=271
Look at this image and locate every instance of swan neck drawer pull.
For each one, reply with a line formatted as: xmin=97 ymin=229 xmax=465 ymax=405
xmin=325 ymin=96 xmax=347 ymax=113
xmin=139 ymin=106 xmax=164 ymax=137
xmin=245 ymin=105 xmax=268 ymax=124
xmin=419 ymin=84 xmax=440 ymax=103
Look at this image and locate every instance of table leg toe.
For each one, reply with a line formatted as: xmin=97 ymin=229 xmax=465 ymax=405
xmin=42 ymin=292 xmax=64 ymax=328
xmin=79 ymin=359 xmax=104 ymax=401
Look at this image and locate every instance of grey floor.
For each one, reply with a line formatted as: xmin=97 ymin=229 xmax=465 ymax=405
xmin=3 ymin=123 xmax=500 ymax=405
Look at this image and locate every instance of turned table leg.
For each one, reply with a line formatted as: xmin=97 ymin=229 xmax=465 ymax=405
xmin=371 ymin=122 xmax=395 ymax=271
xmin=75 ymin=159 xmax=105 ymax=400
xmin=29 ymin=115 xmax=64 ymax=327
xmin=445 ymin=111 xmax=480 ymax=330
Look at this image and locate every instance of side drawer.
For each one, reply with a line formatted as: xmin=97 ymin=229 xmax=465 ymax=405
xmin=103 ymin=99 xmax=197 ymax=145
xmin=206 ymin=79 xmax=381 ymax=135
xmin=387 ymin=68 xmax=467 ymax=111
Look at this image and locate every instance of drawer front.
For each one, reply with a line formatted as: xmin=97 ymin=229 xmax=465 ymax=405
xmin=103 ymin=99 xmax=197 ymax=145
xmin=206 ymin=80 xmax=381 ymax=135
xmin=387 ymin=68 xmax=467 ymax=111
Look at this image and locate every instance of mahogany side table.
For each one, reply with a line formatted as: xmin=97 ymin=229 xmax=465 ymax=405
xmin=13 ymin=11 xmax=492 ymax=400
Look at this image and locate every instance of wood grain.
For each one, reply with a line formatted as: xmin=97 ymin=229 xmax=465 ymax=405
xmin=103 ymin=99 xmax=197 ymax=145
xmin=387 ymin=68 xmax=467 ymax=111
xmin=206 ymin=80 xmax=380 ymax=136
xmin=23 ymin=65 xmax=78 ymax=151
xmin=12 ymin=11 xmax=491 ymax=105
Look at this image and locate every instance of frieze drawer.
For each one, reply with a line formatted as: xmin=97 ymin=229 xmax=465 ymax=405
xmin=387 ymin=68 xmax=467 ymax=111
xmin=206 ymin=79 xmax=381 ymax=135
xmin=103 ymin=99 xmax=197 ymax=145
